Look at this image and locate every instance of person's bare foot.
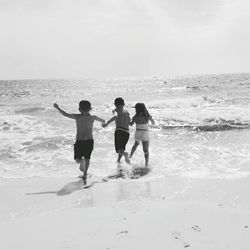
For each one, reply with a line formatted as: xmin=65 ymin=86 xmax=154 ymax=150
xmin=124 ymin=153 xmax=130 ymax=164
xmin=82 ymin=175 xmax=87 ymax=184
xmin=83 ymin=179 xmax=87 ymax=185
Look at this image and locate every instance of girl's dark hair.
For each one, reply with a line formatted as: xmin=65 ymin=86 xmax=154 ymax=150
xmin=134 ymin=103 xmax=150 ymax=121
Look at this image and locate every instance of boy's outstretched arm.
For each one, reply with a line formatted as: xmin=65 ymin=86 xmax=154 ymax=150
xmin=94 ymin=116 xmax=105 ymax=124
xmin=102 ymin=116 xmax=116 ymax=128
xmin=53 ymin=103 xmax=76 ymax=119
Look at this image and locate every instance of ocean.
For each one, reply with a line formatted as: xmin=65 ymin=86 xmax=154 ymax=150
xmin=1 ymin=73 xmax=250 ymax=183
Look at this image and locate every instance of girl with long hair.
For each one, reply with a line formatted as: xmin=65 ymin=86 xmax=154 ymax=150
xmin=129 ymin=103 xmax=155 ymax=166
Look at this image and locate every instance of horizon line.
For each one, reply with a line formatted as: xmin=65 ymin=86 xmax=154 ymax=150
xmin=0 ymin=71 xmax=250 ymax=81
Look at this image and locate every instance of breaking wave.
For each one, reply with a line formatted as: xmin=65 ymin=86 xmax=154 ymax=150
xmin=1 ymin=74 xmax=250 ymax=182
xmin=159 ymin=118 xmax=250 ymax=132
xmin=202 ymin=96 xmax=250 ymax=105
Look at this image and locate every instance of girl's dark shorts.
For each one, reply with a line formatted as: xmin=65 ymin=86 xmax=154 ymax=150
xmin=74 ymin=139 xmax=94 ymax=160
xmin=114 ymin=130 xmax=129 ymax=153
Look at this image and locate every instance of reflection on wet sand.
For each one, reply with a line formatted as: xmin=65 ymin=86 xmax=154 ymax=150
xmin=77 ymin=177 xmax=195 ymax=208
xmin=77 ymin=181 xmax=153 ymax=208
xmin=25 ymin=167 xmax=194 ymax=210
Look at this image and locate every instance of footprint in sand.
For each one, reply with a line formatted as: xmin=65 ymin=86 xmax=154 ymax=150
xmin=191 ymin=225 xmax=201 ymax=232
xmin=218 ymin=203 xmax=226 ymax=208
xmin=116 ymin=230 xmax=128 ymax=235
xmin=172 ymin=232 xmax=190 ymax=248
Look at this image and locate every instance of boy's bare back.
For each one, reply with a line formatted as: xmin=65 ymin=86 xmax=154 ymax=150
xmin=75 ymin=114 xmax=95 ymax=140
xmin=115 ymin=110 xmax=130 ymax=130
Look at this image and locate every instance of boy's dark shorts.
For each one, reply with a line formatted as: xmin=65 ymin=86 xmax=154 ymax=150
xmin=114 ymin=130 xmax=129 ymax=153
xmin=74 ymin=139 xmax=94 ymax=160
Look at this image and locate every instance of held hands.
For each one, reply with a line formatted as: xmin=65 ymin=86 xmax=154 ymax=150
xmin=102 ymin=122 xmax=108 ymax=128
xmin=53 ymin=103 xmax=59 ymax=109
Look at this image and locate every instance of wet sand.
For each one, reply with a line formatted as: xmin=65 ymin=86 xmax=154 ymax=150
xmin=1 ymin=175 xmax=250 ymax=250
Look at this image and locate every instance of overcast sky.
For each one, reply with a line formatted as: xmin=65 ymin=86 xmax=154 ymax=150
xmin=0 ymin=0 xmax=250 ymax=79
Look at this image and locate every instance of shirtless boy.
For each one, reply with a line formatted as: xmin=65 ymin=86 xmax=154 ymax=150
xmin=54 ymin=100 xmax=105 ymax=181
xmin=102 ymin=97 xmax=131 ymax=164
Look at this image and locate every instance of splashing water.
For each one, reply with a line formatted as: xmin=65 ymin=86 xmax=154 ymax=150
xmin=1 ymin=74 xmax=250 ymax=183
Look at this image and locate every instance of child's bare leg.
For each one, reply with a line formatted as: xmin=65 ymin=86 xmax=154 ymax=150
xmin=79 ymin=159 xmax=85 ymax=172
xmin=117 ymin=150 xmax=130 ymax=164
xmin=144 ymin=152 xmax=149 ymax=166
xmin=83 ymin=158 xmax=90 ymax=180
xmin=124 ymin=152 xmax=130 ymax=164
xmin=75 ymin=158 xmax=84 ymax=173
xmin=142 ymin=141 xmax=149 ymax=166
xmin=117 ymin=152 xmax=123 ymax=163
xmin=129 ymin=141 xmax=140 ymax=158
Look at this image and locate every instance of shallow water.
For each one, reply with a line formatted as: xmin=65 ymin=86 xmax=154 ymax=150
xmin=1 ymin=73 xmax=250 ymax=183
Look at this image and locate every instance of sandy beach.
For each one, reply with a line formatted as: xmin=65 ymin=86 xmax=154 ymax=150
xmin=1 ymin=75 xmax=250 ymax=250
xmin=1 ymin=174 xmax=250 ymax=250
xmin=1 ymin=0 xmax=250 ymax=247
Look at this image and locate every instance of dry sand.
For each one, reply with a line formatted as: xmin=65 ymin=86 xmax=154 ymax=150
xmin=1 ymin=175 xmax=250 ymax=250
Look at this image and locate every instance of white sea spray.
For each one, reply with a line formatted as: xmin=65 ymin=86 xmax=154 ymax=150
xmin=1 ymin=74 xmax=250 ymax=182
